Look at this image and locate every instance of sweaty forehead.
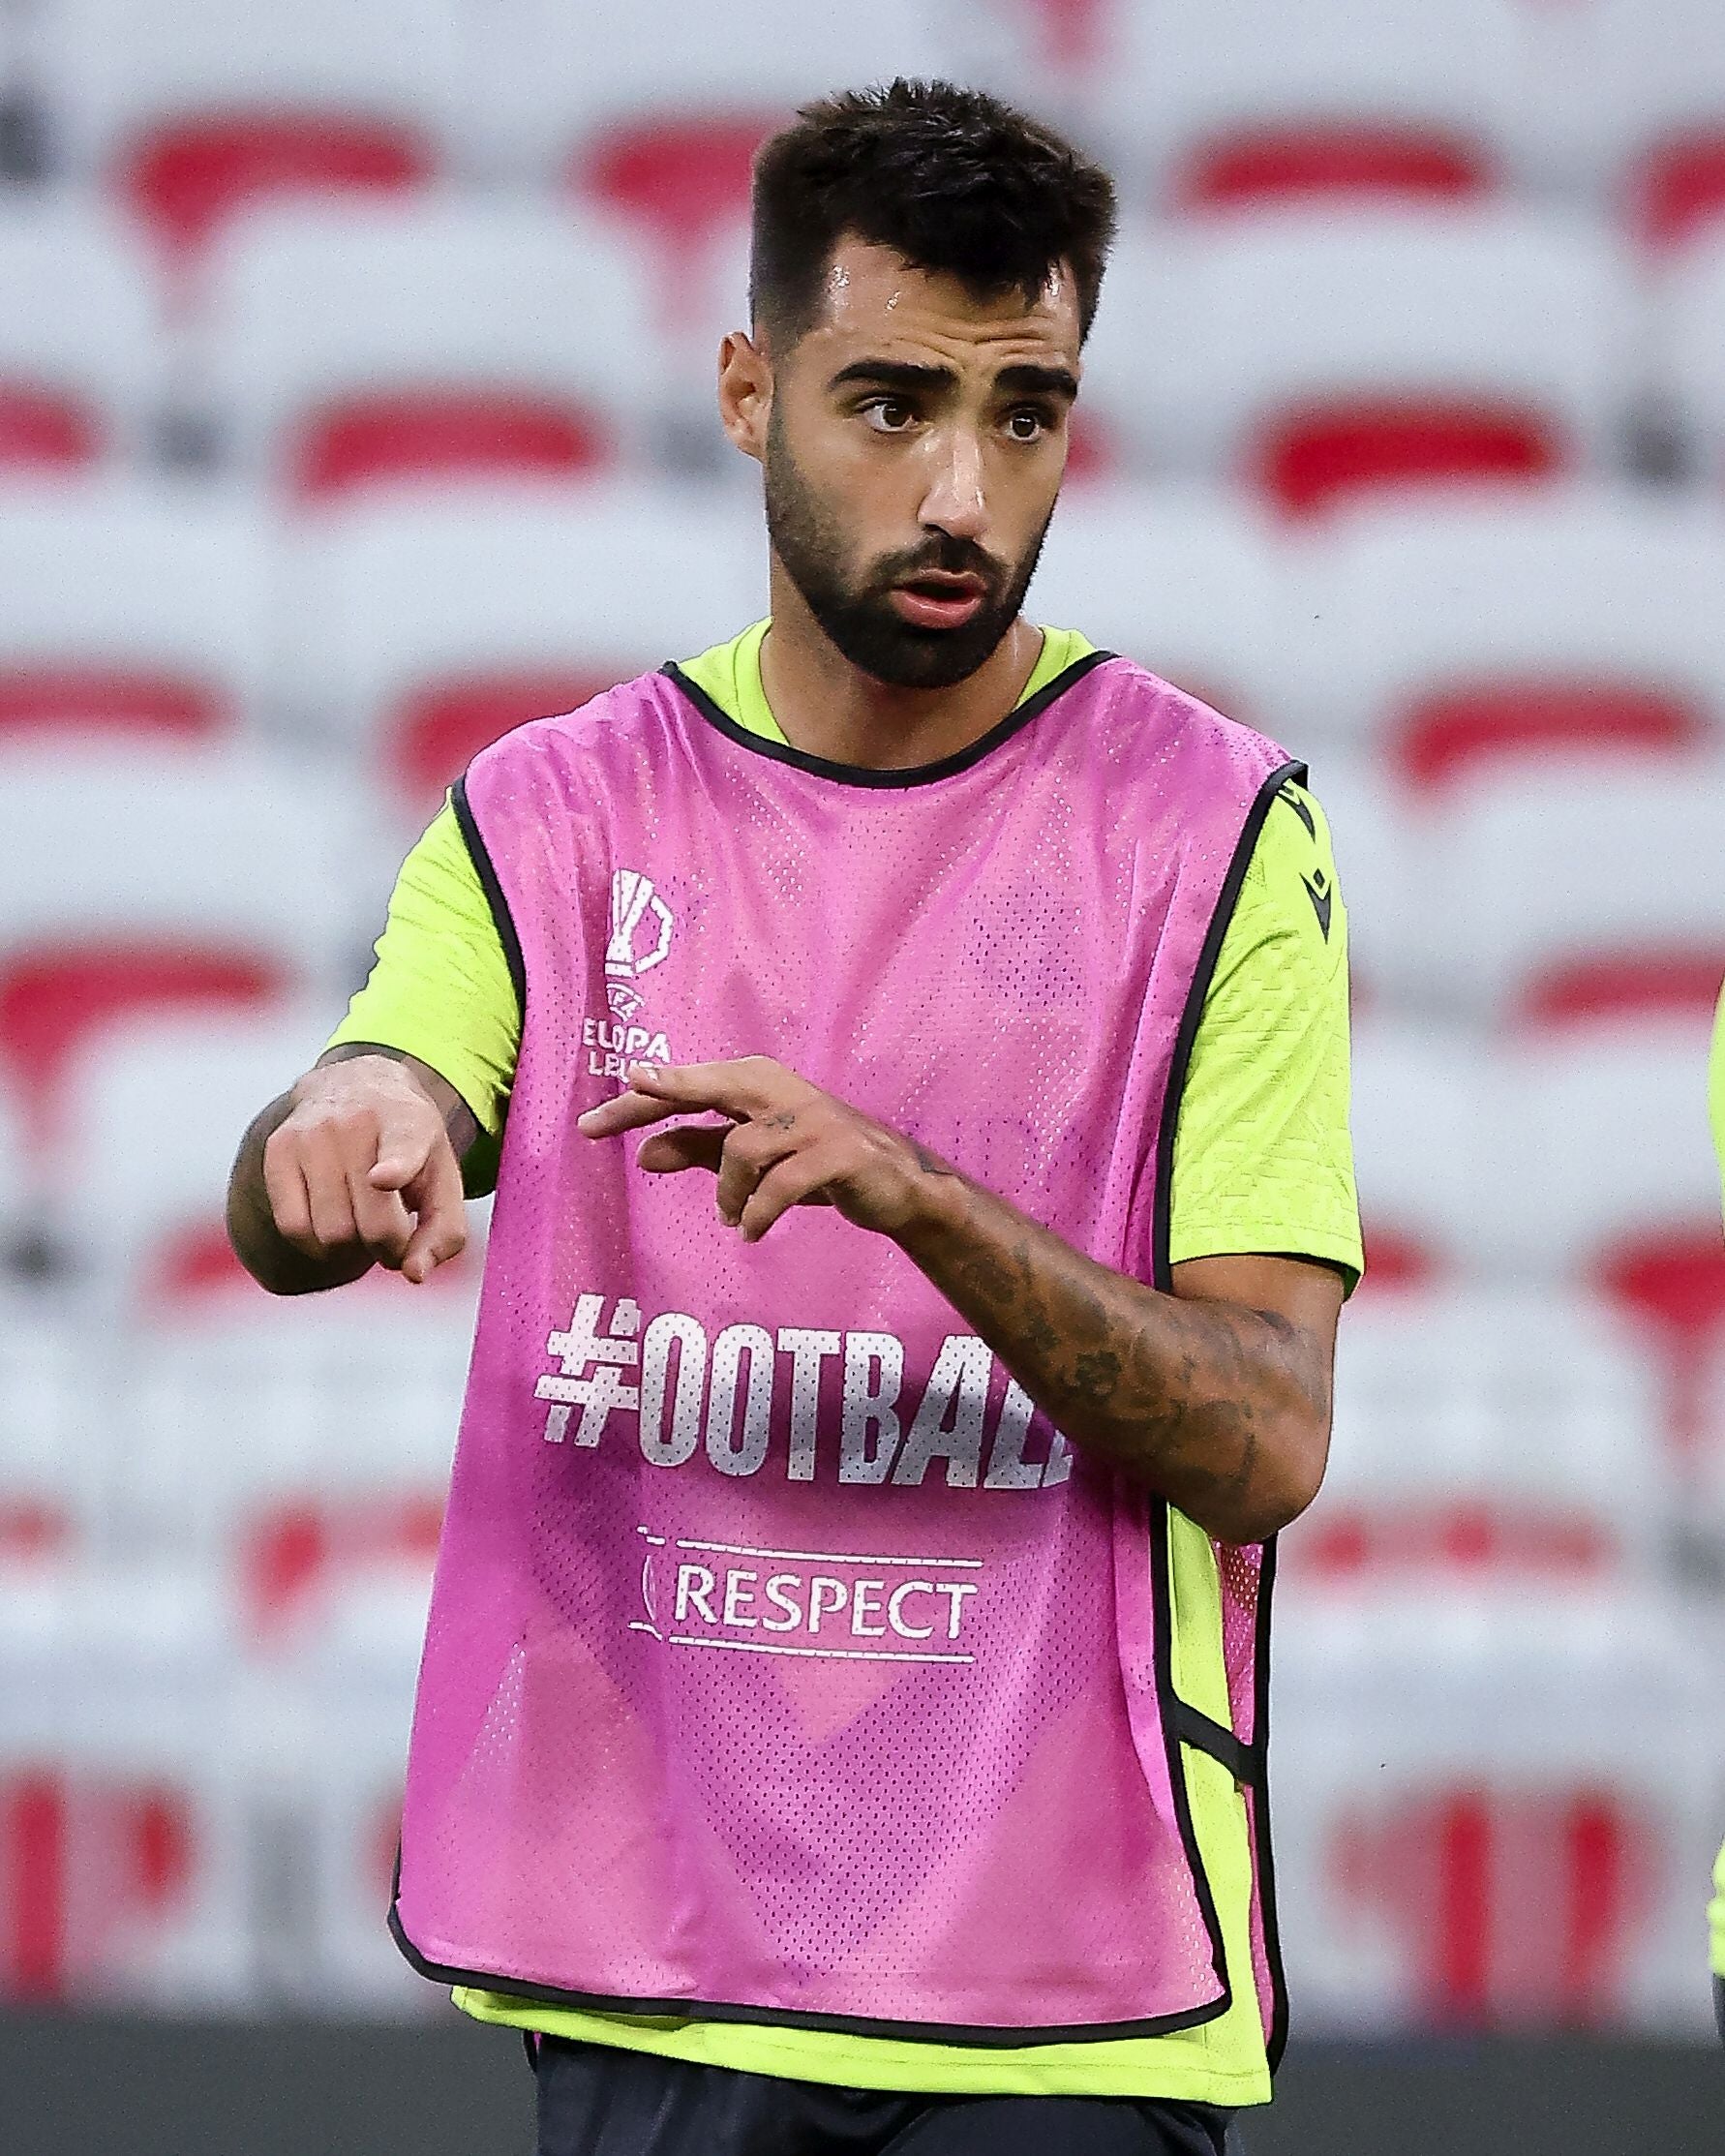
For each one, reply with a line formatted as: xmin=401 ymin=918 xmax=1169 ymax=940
xmin=800 ymin=237 xmax=1081 ymax=373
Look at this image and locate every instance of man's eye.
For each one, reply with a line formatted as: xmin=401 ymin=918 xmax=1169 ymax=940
xmin=1006 ymin=409 xmax=1051 ymax=442
xmin=861 ymin=398 xmax=917 ymax=434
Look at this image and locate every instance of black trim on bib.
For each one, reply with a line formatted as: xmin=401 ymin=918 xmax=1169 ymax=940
xmin=1169 ymin=1699 xmax=1259 ymax=1788
xmin=1254 ymin=1533 xmax=1291 ymax=2072
xmin=451 ymin=772 xmax=527 ymax=1017
xmin=660 ymin=650 xmax=1116 ymax=791
xmin=386 ymin=1899 xmax=1232 ymax=2050
xmin=1142 ymin=754 xmax=1306 ymax=2079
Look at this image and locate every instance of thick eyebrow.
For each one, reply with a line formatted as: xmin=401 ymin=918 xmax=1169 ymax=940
xmin=992 ymin=362 xmax=1079 ymax=403
xmin=827 ymin=359 xmax=958 ymax=397
xmin=825 ymin=357 xmax=1080 ymax=404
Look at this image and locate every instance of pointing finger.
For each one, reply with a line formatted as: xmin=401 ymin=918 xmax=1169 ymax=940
xmin=399 ymin=1139 xmax=467 ymax=1285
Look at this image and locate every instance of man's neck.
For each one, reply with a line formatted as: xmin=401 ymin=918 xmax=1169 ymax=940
xmin=758 ymin=565 xmax=1044 ymax=771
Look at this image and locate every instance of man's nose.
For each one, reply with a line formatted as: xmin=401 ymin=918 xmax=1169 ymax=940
xmin=917 ymin=428 xmax=989 ymax=543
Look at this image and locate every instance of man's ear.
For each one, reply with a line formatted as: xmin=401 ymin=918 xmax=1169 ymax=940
xmin=717 ymin=330 xmax=772 ymax=464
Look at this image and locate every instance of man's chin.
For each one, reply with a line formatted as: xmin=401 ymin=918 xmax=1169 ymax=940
xmin=822 ymin=610 xmax=1014 ymax=693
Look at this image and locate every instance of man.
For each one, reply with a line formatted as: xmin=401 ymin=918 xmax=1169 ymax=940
xmin=228 ymin=79 xmax=1359 ymax=2156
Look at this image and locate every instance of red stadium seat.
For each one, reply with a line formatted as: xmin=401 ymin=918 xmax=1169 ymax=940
xmin=1331 ymin=1781 xmax=1654 ymax=2026
xmin=1175 ymin=124 xmax=1494 ymax=215
xmin=0 ymin=1769 xmax=194 ymax=2000
xmin=572 ymin=113 xmax=773 ymax=278
xmin=0 ymin=668 xmax=229 ymax=744
xmin=0 ymin=944 xmax=285 ymax=1152
xmin=1595 ymin=1227 xmax=1725 ymax=1449
xmin=387 ymin=669 xmax=617 ymax=817
xmin=1393 ymin=681 xmax=1708 ymax=794
xmin=288 ymin=387 xmax=613 ymax=504
xmin=240 ymin=1492 xmax=443 ymax=1640
xmin=1256 ymin=395 xmax=1563 ymax=519
xmin=1631 ymin=128 xmax=1725 ymax=251
xmin=1521 ymin=949 xmax=1725 ymax=1033
xmin=120 ymin=112 xmax=433 ymax=271
xmin=0 ymin=386 xmax=104 ymax=473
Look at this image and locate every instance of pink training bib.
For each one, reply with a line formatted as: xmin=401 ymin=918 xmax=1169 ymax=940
xmin=392 ymin=650 xmax=1297 ymax=2047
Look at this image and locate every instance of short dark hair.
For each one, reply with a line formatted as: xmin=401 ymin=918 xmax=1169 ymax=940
xmin=749 ymin=78 xmax=1117 ymax=353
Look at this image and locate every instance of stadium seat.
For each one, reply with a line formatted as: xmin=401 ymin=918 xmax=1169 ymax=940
xmin=1291 ymin=491 xmax=1725 ymax=778
xmin=0 ymin=749 xmax=365 ymax=1155
xmin=0 ymin=1317 xmax=106 ymax=1580
xmin=1655 ymin=232 xmax=1725 ymax=488
xmin=1289 ymin=1289 xmax=1673 ymax=1588
xmin=0 ymin=482 xmax=276 ymax=746
xmin=1022 ymin=486 xmax=1296 ymax=731
xmin=132 ymin=1302 xmax=470 ymax=1640
xmin=1083 ymin=210 xmax=1637 ymax=514
xmin=470 ymin=0 xmax=948 ymax=181
xmin=1486 ymin=1032 xmax=1724 ymax=1441
xmin=0 ymin=1575 xmax=252 ymax=2005
xmin=35 ymin=0 xmax=462 ymax=274
xmin=197 ymin=200 xmax=663 ymax=501
xmin=1431 ymin=772 xmax=1725 ymax=1028
xmin=1101 ymin=0 xmax=1531 ymax=216
xmin=1271 ymin=1587 xmax=1719 ymax=2031
xmin=1347 ymin=1021 xmax=1501 ymax=1290
xmin=0 ymin=201 xmax=167 ymax=471
xmin=1529 ymin=0 xmax=1725 ymax=249
xmin=285 ymin=490 xmax=766 ymax=816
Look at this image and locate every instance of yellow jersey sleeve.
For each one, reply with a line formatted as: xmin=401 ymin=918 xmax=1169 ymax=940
xmin=324 ymin=798 xmax=521 ymax=1194
xmin=1710 ymin=980 xmax=1725 ymax=1220
xmin=1167 ymin=777 xmax=1362 ymax=1292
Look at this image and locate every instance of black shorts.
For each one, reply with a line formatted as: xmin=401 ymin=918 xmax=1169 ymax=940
xmin=530 ymin=2034 xmax=1241 ymax=2156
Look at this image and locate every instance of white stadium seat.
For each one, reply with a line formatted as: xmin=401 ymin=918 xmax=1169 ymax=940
xmin=1099 ymin=0 xmax=1534 ymax=212
xmin=469 ymin=0 xmax=950 ymax=178
xmin=0 ymin=200 xmax=168 ymax=471
xmin=0 ymin=481 xmax=278 ymax=745
xmin=1293 ymin=1287 xmax=1674 ymax=1587
xmin=1024 ymin=485 xmax=1296 ymax=736
xmin=1271 ymin=1586 xmax=1720 ymax=2031
xmin=1428 ymin=770 xmax=1725 ymax=1026
xmin=1082 ymin=209 xmax=1638 ymax=513
xmin=1290 ymin=490 xmax=1725 ymax=775
xmin=0 ymin=1574 xmax=255 ymax=2005
xmin=197 ymin=199 xmax=665 ymax=500
xmin=1655 ymin=231 xmax=1725 ymax=488
xmin=1528 ymin=0 xmax=1725 ymax=244
xmin=0 ymin=747 xmax=369 ymax=1160
xmin=37 ymin=0 xmax=464 ymax=259
xmin=1485 ymin=1028 xmax=1721 ymax=1282
xmin=284 ymin=488 xmax=766 ymax=816
xmin=1346 ymin=1020 xmax=1501 ymax=1286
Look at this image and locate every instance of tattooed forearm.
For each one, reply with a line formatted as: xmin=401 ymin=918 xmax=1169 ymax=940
xmin=895 ymin=1177 xmax=1336 ymax=1543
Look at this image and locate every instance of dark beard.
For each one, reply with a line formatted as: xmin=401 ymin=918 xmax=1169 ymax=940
xmin=762 ymin=412 xmax=1053 ymax=691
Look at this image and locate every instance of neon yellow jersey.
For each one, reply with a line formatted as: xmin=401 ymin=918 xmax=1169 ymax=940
xmin=1710 ymin=988 xmax=1725 ymax=1986
xmin=327 ymin=624 xmax=1363 ymax=2102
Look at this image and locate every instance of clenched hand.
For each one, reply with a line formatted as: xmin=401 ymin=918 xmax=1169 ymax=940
xmin=261 ymin=1053 xmax=467 ymax=1283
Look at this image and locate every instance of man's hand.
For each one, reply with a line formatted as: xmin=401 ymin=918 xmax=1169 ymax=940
xmin=228 ymin=1049 xmax=472 ymax=1294
xmin=577 ymin=1056 xmax=952 ymax=1244
xmin=581 ymin=1053 xmax=1339 ymax=1541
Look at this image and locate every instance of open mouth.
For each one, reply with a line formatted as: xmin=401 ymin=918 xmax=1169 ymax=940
xmin=887 ymin=573 xmax=988 ymax=630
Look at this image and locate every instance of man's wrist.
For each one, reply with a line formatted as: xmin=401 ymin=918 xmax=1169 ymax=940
xmin=890 ymin=1146 xmax=975 ymax=1260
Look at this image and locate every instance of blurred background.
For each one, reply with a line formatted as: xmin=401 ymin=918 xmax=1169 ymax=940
xmin=2 ymin=0 xmax=1724 ymax=2148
